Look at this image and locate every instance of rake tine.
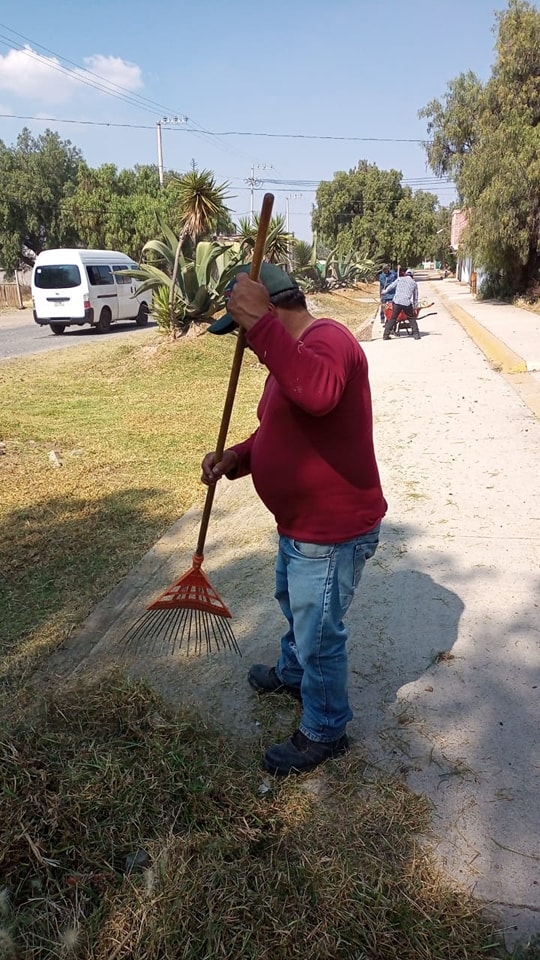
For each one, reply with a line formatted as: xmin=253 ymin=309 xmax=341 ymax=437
xmin=161 ymin=608 xmax=182 ymax=655
xmin=118 ymin=611 xmax=153 ymax=650
xmin=118 ymin=603 xmax=242 ymax=657
xmin=168 ymin=609 xmax=184 ymax=657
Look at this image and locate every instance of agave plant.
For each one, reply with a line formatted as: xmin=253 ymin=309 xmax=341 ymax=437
xmin=123 ymin=222 xmax=244 ymax=337
xmin=148 ymin=284 xmax=186 ymax=333
xmin=238 ymin=214 xmax=292 ymax=264
xmin=291 ymin=233 xmax=334 ymax=292
xmin=291 ymin=239 xmax=316 ymax=273
xmin=327 ymin=251 xmax=362 ymax=289
xmin=354 ymin=259 xmax=378 ymax=283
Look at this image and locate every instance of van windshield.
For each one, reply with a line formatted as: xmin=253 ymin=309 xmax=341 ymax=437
xmin=34 ymin=265 xmax=81 ymax=289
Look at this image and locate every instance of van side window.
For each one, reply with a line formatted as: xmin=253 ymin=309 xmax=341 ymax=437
xmin=112 ymin=265 xmax=131 ymax=285
xmin=87 ymin=265 xmax=114 ymax=285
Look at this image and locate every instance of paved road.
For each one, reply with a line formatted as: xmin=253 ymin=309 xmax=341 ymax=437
xmin=0 ymin=310 xmax=157 ymax=361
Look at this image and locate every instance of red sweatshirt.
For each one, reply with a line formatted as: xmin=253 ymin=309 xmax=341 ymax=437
xmin=230 ymin=311 xmax=387 ymax=543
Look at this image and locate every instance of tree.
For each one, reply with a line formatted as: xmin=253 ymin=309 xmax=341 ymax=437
xmin=167 ymin=168 xmax=231 ymax=334
xmin=393 ymin=189 xmax=439 ymax=267
xmin=0 ymin=128 xmax=82 ymax=272
xmin=419 ymin=72 xmax=484 ymax=180
xmin=312 ymin=162 xmax=402 ymax=259
xmin=311 ymin=160 xmax=440 ymax=267
xmin=420 ymin=0 xmax=540 ymax=293
xmin=61 ymin=162 xmax=165 ymax=259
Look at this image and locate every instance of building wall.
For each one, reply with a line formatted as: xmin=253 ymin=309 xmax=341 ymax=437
xmin=451 ymin=209 xmax=468 ymax=250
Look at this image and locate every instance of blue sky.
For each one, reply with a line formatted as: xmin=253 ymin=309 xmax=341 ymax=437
xmin=0 ymin=0 xmax=531 ymax=240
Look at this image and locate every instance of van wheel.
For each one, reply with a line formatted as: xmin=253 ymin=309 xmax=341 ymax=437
xmin=135 ymin=302 xmax=149 ymax=326
xmin=96 ymin=308 xmax=112 ymax=334
xmin=50 ymin=323 xmax=66 ymax=335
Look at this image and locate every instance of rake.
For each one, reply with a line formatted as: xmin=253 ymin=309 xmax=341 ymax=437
xmin=119 ymin=192 xmax=275 ymax=657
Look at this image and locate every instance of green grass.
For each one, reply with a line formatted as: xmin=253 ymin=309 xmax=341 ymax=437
xmin=0 ymin=329 xmax=264 ymax=692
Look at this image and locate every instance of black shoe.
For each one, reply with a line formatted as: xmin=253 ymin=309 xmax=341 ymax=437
xmin=382 ymin=335 xmax=391 ymax=340
xmin=263 ymin=729 xmax=349 ymax=776
xmin=248 ymin=664 xmax=302 ymax=702
xmin=413 ymin=333 xmax=421 ymax=340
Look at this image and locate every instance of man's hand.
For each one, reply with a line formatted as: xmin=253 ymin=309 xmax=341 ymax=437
xmin=228 ymin=272 xmax=272 ymax=330
xmin=201 ymin=448 xmax=239 ymax=485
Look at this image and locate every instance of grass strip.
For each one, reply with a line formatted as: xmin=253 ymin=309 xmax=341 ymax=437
xmin=0 ymin=293 xmax=374 ymax=695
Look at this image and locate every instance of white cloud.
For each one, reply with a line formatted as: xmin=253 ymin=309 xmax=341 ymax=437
xmin=0 ymin=45 xmax=143 ymax=104
xmin=80 ymin=54 xmax=143 ymax=94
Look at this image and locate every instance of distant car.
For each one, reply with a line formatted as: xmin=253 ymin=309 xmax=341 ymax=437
xmin=32 ymin=248 xmax=151 ymax=334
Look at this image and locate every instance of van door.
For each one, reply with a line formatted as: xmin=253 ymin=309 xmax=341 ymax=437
xmin=33 ymin=262 xmax=84 ymax=321
xmin=112 ymin=264 xmax=137 ymax=320
xmin=86 ymin=264 xmax=119 ymax=322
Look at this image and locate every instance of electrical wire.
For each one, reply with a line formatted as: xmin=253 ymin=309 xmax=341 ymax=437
xmin=0 ymin=111 xmax=436 ymax=147
xmin=0 ymin=26 xmax=254 ymax=161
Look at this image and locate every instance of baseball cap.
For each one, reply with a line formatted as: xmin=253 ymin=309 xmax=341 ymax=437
xmin=207 ymin=263 xmax=299 ymax=335
xmin=405 ymin=268 xmax=414 ymax=276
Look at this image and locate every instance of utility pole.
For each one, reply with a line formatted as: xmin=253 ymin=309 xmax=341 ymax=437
xmin=156 ymin=120 xmax=164 ymax=188
xmin=244 ymin=163 xmax=272 ymax=225
xmin=156 ymin=116 xmax=188 ymax=187
xmin=285 ymin=192 xmax=302 ymax=233
xmin=285 ymin=193 xmax=302 ymax=269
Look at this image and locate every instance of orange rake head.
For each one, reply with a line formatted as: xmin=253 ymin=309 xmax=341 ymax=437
xmin=118 ymin=554 xmax=241 ymax=658
xmin=148 ymin=554 xmax=233 ymax=618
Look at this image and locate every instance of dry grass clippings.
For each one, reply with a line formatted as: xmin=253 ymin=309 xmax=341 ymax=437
xmin=0 ymin=675 xmax=506 ymax=960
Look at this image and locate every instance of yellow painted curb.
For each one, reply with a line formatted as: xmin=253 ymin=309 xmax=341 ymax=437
xmin=439 ymin=292 xmax=527 ymax=374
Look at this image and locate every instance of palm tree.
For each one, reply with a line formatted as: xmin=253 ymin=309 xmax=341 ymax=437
xmin=168 ymin=168 xmax=231 ymax=335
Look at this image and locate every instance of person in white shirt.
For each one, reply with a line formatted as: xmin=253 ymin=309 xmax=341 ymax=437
xmin=382 ymin=269 xmax=421 ymax=340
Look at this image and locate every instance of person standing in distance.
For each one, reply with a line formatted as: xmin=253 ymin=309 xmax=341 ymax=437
xmin=382 ymin=268 xmax=421 ymax=340
xmin=379 ymin=263 xmax=397 ymax=323
xmin=202 ymin=264 xmax=387 ymax=776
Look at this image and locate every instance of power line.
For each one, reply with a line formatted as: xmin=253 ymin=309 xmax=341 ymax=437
xmin=181 ymin=130 xmax=431 ymax=144
xmin=0 ymin=113 xmax=456 ymax=201
xmin=0 ymin=111 xmax=437 ymax=146
xmin=0 ymin=23 xmax=184 ymax=117
xmin=0 ymin=26 xmax=254 ymax=162
xmin=0 ymin=35 xmax=157 ymax=116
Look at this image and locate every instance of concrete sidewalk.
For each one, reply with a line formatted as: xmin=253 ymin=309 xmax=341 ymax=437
xmin=430 ymin=277 xmax=540 ymax=374
xmin=39 ymin=283 xmax=540 ymax=951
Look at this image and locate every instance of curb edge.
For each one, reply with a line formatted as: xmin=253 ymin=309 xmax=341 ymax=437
xmin=437 ymin=290 xmax=527 ymax=374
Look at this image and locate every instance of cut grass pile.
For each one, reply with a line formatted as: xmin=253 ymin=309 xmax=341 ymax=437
xmin=0 ymin=675 xmax=505 ymax=960
xmin=0 ymin=292 xmax=376 ymax=695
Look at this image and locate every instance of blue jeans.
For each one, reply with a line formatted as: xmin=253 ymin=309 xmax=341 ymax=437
xmin=274 ymin=525 xmax=380 ymax=743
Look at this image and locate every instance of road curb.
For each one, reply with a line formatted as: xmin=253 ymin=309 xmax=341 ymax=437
xmin=437 ymin=290 xmax=527 ymax=374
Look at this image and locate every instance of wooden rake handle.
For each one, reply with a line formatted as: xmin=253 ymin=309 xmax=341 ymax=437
xmin=195 ymin=192 xmax=275 ymax=558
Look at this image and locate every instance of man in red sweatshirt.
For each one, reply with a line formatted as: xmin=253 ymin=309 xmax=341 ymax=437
xmin=203 ymin=264 xmax=387 ymax=776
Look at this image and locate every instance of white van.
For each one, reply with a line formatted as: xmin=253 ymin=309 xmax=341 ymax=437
xmin=32 ymin=249 xmax=151 ymax=334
